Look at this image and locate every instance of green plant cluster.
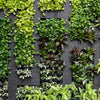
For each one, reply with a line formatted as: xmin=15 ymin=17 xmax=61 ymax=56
xmin=0 ymin=80 xmax=8 ymax=100
xmin=0 ymin=17 xmax=14 ymax=100
xmin=0 ymin=17 xmax=14 ymax=79
xmin=16 ymin=83 xmax=76 ymax=100
xmin=14 ymin=30 xmax=36 ymax=79
xmin=67 ymin=0 xmax=100 ymax=43
xmin=0 ymin=0 xmax=36 ymax=79
xmin=36 ymin=18 xmax=67 ymax=89
xmin=38 ymin=0 xmax=66 ymax=16
xmin=70 ymin=47 xmax=97 ymax=87
xmin=74 ymin=83 xmax=100 ymax=100
xmin=16 ymin=82 xmax=100 ymax=100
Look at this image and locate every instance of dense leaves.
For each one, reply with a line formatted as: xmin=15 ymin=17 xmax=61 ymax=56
xmin=0 ymin=17 xmax=14 ymax=79
xmin=16 ymin=82 xmax=100 ymax=100
xmin=38 ymin=0 xmax=66 ymax=16
xmin=0 ymin=17 xmax=14 ymax=100
xmin=36 ymin=18 xmax=67 ymax=89
xmin=0 ymin=0 xmax=36 ymax=79
xmin=36 ymin=18 xmax=67 ymax=54
xmin=75 ymin=83 xmax=98 ymax=100
xmin=0 ymin=80 xmax=8 ymax=100
xmin=14 ymin=30 xmax=36 ymax=79
xmin=67 ymin=0 xmax=100 ymax=43
xmin=70 ymin=47 xmax=97 ymax=87
xmin=16 ymin=83 xmax=76 ymax=100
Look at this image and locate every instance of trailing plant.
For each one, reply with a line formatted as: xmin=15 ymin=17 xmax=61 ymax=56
xmin=70 ymin=47 xmax=97 ymax=87
xmin=67 ymin=0 xmax=100 ymax=43
xmin=38 ymin=0 xmax=66 ymax=16
xmin=36 ymin=18 xmax=67 ymax=89
xmin=0 ymin=17 xmax=14 ymax=100
xmin=0 ymin=0 xmax=36 ymax=79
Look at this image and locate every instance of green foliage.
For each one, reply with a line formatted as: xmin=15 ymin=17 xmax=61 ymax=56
xmin=38 ymin=0 xmax=66 ymax=16
xmin=16 ymin=83 xmax=77 ymax=100
xmin=0 ymin=17 xmax=14 ymax=79
xmin=14 ymin=30 xmax=36 ymax=67
xmin=70 ymin=47 xmax=97 ymax=87
xmin=95 ymin=18 xmax=100 ymax=28
xmin=16 ymin=82 xmax=100 ymax=100
xmin=36 ymin=18 xmax=67 ymax=89
xmin=96 ymin=59 xmax=100 ymax=74
xmin=16 ymin=68 xmax=32 ymax=79
xmin=67 ymin=0 xmax=100 ymax=43
xmin=36 ymin=18 xmax=67 ymax=54
xmin=0 ymin=0 xmax=36 ymax=79
xmin=0 ymin=80 xmax=8 ymax=100
xmin=75 ymin=83 xmax=98 ymax=100
xmin=14 ymin=30 xmax=36 ymax=79
xmin=0 ymin=17 xmax=13 ymax=100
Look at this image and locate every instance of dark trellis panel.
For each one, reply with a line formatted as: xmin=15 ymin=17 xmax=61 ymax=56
xmin=0 ymin=0 xmax=100 ymax=100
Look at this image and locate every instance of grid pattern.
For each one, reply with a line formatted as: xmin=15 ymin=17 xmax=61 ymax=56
xmin=0 ymin=0 xmax=100 ymax=100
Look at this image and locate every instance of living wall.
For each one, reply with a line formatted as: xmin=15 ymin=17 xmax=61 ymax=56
xmin=0 ymin=0 xmax=100 ymax=100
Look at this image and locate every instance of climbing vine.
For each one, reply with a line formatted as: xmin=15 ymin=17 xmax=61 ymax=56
xmin=38 ymin=0 xmax=66 ymax=16
xmin=36 ymin=18 xmax=67 ymax=89
xmin=0 ymin=17 xmax=14 ymax=100
xmin=67 ymin=0 xmax=100 ymax=43
xmin=0 ymin=0 xmax=36 ymax=79
xmin=70 ymin=47 xmax=97 ymax=87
